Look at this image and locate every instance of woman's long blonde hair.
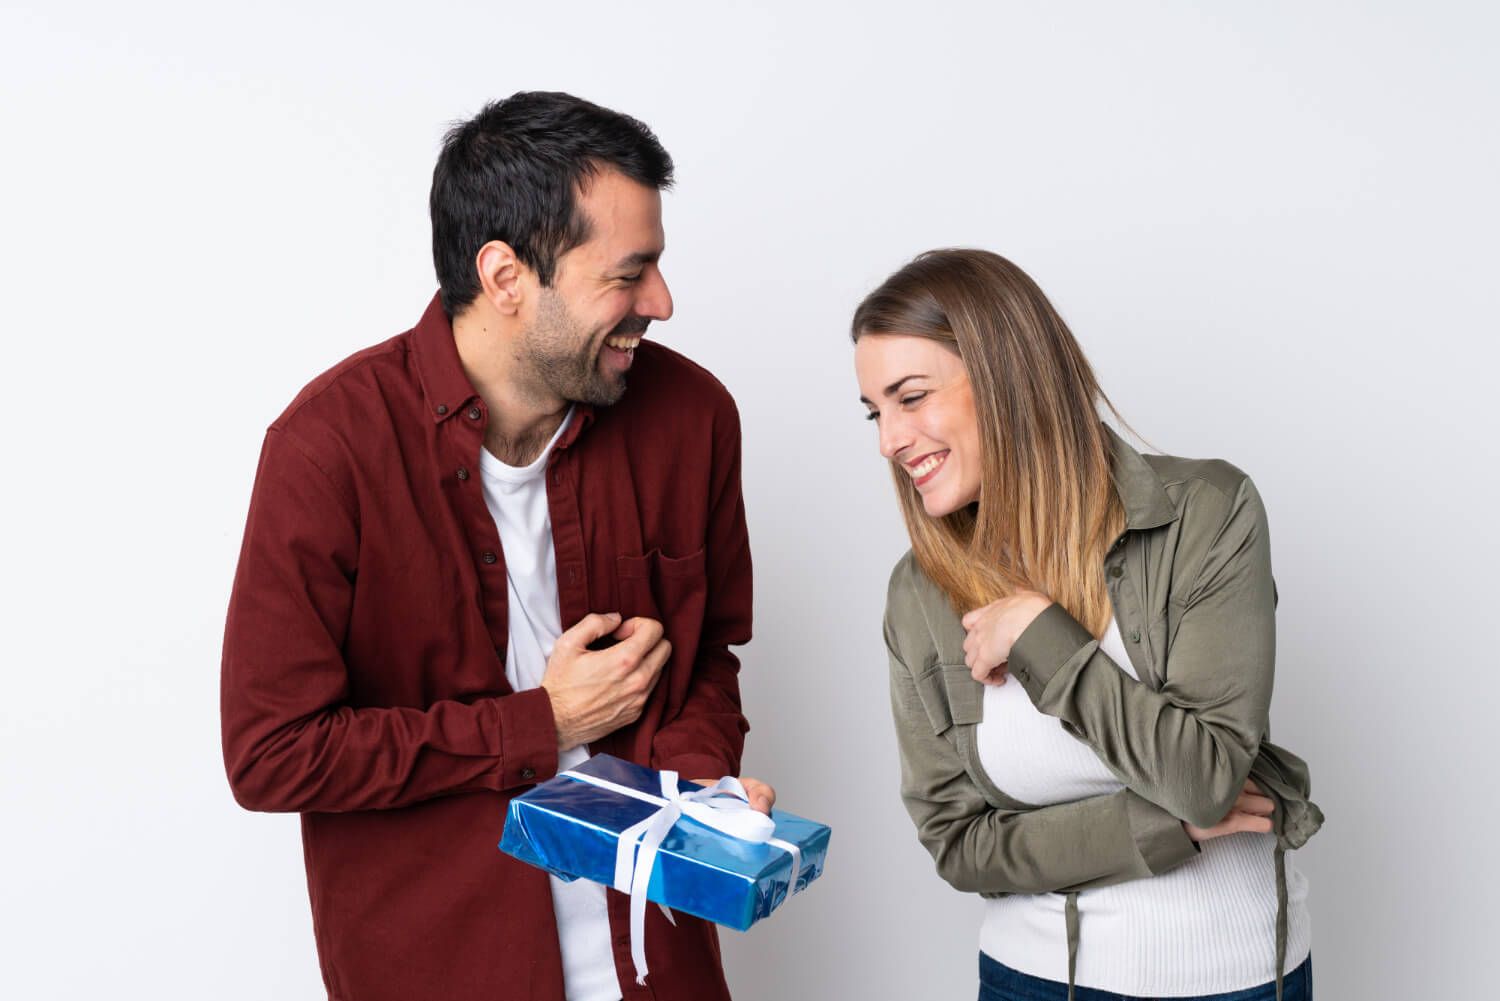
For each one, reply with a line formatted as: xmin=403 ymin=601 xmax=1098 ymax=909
xmin=852 ymin=249 xmax=1125 ymax=636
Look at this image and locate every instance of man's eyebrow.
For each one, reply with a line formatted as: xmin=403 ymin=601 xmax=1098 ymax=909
xmin=610 ymin=250 xmax=662 ymax=271
xmin=858 ymin=374 xmax=925 ymax=405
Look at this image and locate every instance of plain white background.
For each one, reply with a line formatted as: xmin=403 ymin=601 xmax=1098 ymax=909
xmin=3 ymin=2 xmax=1496 ymax=998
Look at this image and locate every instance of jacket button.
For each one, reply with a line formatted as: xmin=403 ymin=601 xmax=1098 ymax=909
xmin=468 ymin=407 xmax=482 ymax=420
xmin=436 ymin=404 xmax=448 ymax=416
xmin=482 ymin=551 xmax=498 ymax=565
xmin=520 ymin=767 xmax=536 ymax=781
xmin=456 ymin=467 xmax=469 ymax=481
xmin=1129 ymin=629 xmax=1140 ymax=643
xmin=1108 ymin=565 xmax=1124 ymax=579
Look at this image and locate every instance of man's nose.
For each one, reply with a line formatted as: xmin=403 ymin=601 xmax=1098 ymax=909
xmin=638 ymin=268 xmax=673 ymax=322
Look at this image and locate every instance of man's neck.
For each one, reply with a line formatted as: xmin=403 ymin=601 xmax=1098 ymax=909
xmin=452 ymin=308 xmax=570 ymax=467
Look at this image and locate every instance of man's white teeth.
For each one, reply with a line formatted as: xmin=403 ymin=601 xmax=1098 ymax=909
xmin=911 ymin=453 xmax=945 ymax=478
xmin=606 ymin=336 xmax=641 ymax=351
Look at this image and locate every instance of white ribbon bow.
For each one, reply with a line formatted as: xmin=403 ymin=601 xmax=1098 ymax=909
xmin=559 ymin=767 xmax=803 ymax=985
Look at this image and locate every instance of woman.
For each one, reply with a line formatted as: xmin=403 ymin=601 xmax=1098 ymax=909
xmin=854 ymin=250 xmax=1322 ymax=1001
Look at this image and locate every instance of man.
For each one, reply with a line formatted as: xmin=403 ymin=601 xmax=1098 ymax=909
xmin=222 ymin=92 xmax=772 ymax=1001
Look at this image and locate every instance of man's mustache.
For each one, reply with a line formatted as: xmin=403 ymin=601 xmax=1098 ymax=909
xmin=610 ymin=316 xmax=651 ymax=338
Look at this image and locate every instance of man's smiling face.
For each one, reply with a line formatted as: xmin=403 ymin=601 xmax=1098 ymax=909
xmin=520 ymin=168 xmax=673 ymax=406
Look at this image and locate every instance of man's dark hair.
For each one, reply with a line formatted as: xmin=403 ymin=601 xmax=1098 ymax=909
xmin=430 ymin=91 xmax=674 ymax=316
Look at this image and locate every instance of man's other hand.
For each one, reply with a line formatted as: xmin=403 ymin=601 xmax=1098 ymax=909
xmin=541 ymin=613 xmax=670 ymax=750
xmin=690 ymin=776 xmax=777 ymax=815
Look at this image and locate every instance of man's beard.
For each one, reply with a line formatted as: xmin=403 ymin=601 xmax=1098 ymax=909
xmin=523 ymin=289 xmax=647 ymax=407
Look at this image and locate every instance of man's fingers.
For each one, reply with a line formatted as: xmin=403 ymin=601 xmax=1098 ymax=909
xmin=616 ymin=617 xmax=665 ymax=652
xmin=741 ymin=777 xmax=776 ymax=814
xmin=637 ymin=637 xmax=672 ymax=681
xmin=559 ymin=612 xmax=623 ymax=649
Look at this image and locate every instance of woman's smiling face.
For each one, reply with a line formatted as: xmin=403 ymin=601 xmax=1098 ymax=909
xmin=855 ymin=333 xmax=982 ymax=518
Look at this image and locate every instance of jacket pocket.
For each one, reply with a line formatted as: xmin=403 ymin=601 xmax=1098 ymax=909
xmin=912 ymin=663 xmax=983 ymax=735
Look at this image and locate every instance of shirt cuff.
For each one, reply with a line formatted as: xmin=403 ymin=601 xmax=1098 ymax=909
xmin=1124 ymin=790 xmax=1200 ymax=875
xmin=1008 ymin=602 xmax=1096 ymax=701
xmin=496 ymin=687 xmax=560 ymax=788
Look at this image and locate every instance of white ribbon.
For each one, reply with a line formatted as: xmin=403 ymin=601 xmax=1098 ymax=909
xmin=559 ymin=768 xmax=803 ymax=985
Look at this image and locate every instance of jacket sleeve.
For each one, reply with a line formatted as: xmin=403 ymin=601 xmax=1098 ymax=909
xmin=221 ymin=429 xmax=559 ymax=814
xmin=650 ymin=397 xmax=751 ymax=780
xmin=1007 ymin=474 xmax=1275 ymax=829
xmin=888 ymin=617 xmax=1198 ymax=894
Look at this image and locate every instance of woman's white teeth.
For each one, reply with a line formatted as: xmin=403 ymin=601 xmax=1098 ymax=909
xmin=911 ymin=453 xmax=946 ymax=477
xmin=606 ymin=336 xmax=641 ymax=351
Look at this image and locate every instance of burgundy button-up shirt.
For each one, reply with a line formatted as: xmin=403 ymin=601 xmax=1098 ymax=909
xmin=222 ymin=295 xmax=752 ymax=1001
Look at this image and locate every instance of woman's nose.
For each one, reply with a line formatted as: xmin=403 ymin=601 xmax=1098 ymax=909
xmin=878 ymin=414 xmax=911 ymax=461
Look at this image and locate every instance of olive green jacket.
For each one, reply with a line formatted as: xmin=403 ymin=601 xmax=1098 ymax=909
xmin=884 ymin=429 xmax=1323 ymax=902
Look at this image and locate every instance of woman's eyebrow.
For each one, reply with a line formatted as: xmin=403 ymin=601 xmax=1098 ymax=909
xmin=858 ymin=374 xmax=926 ymax=406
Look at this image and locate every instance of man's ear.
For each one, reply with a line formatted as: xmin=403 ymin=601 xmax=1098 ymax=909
xmin=475 ymin=241 xmax=527 ymax=316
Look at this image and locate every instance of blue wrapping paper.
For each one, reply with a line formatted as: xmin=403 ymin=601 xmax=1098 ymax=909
xmin=499 ymin=754 xmax=830 ymax=931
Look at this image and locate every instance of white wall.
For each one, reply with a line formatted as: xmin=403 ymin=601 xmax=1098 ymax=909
xmin=2 ymin=2 xmax=1495 ymax=998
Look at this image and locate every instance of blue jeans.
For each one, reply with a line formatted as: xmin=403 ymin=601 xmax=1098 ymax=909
xmin=977 ymin=952 xmax=1312 ymax=1001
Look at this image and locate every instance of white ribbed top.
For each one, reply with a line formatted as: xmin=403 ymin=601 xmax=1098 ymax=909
xmin=975 ymin=618 xmax=1310 ymax=995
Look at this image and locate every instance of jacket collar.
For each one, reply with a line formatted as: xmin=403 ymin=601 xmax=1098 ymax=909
xmin=409 ymin=292 xmax=595 ymax=445
xmin=1106 ymin=426 xmax=1179 ymax=531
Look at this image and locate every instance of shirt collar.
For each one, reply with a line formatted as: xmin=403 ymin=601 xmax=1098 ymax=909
xmin=411 ymin=293 xmax=478 ymax=424
xmin=409 ymin=292 xmax=596 ymax=441
xmin=1106 ymin=426 xmax=1179 ymax=531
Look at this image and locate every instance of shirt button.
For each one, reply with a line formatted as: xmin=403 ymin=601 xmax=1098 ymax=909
xmin=520 ymin=767 xmax=536 ymax=780
xmin=1108 ymin=565 xmax=1124 ymax=579
xmin=467 ymin=407 xmax=482 ymax=421
xmin=482 ymin=551 xmax=498 ymax=565
xmin=456 ymin=467 xmax=470 ymax=481
xmin=436 ymin=404 xmax=448 ymax=416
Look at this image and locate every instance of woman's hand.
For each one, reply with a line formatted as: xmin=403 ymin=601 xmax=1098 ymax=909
xmin=961 ymin=591 xmax=1054 ymax=685
xmin=1184 ymin=779 xmax=1275 ymax=841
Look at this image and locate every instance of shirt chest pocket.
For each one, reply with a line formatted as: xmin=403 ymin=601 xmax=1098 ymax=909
xmin=616 ymin=548 xmax=708 ymax=714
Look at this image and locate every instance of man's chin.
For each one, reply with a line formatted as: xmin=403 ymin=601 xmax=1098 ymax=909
xmin=572 ymin=371 xmax=626 ymax=408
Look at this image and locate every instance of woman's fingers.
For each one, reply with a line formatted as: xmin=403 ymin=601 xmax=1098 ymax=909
xmin=1236 ymin=810 xmax=1273 ymax=834
xmin=1235 ymin=791 xmax=1276 ymax=817
xmin=1185 ymin=808 xmax=1274 ymax=842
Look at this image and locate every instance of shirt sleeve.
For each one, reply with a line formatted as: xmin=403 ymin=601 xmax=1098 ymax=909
xmin=649 ymin=398 xmax=751 ymax=781
xmin=221 ymin=429 xmax=558 ymax=814
xmin=1006 ymin=474 xmax=1276 ymax=829
xmin=888 ymin=617 xmax=1198 ymax=894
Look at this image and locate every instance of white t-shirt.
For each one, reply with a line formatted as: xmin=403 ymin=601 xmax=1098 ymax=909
xmin=974 ymin=617 xmax=1311 ymax=995
xmin=479 ymin=410 xmax=620 ymax=1001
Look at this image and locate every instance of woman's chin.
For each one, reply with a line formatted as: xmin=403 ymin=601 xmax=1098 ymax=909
xmin=920 ymin=483 xmax=979 ymax=519
xmin=921 ymin=492 xmax=960 ymax=518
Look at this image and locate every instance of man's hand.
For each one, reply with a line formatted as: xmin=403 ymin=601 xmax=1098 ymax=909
xmin=541 ymin=612 xmax=671 ymax=751
xmin=960 ymin=591 xmax=1054 ymax=685
xmin=691 ymin=776 xmax=777 ymax=815
xmin=1184 ymin=779 xmax=1276 ymax=842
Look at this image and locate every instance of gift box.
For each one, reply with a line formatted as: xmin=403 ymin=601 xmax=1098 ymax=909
xmin=499 ymin=754 xmax=830 ymax=937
